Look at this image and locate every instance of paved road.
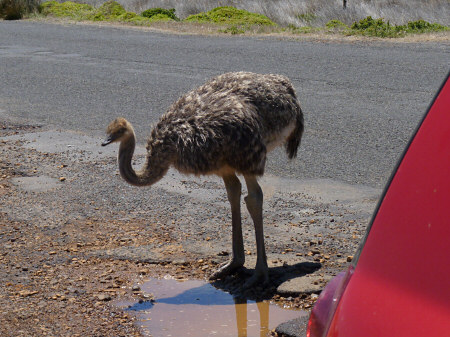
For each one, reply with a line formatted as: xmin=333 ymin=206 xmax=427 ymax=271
xmin=1 ymin=21 xmax=449 ymax=188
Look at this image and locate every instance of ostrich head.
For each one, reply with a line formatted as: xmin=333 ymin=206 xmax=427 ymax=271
xmin=101 ymin=117 xmax=134 ymax=146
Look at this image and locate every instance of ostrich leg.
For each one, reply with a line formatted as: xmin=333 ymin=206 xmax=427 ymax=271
xmin=210 ymin=174 xmax=245 ymax=280
xmin=243 ymin=175 xmax=269 ymax=288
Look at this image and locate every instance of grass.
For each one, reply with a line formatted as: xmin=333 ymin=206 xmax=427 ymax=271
xmin=297 ymin=12 xmax=316 ymax=25
xmin=4 ymin=0 xmax=449 ymax=39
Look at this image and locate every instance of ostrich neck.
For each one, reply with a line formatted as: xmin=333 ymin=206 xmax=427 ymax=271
xmin=118 ymin=135 xmax=168 ymax=187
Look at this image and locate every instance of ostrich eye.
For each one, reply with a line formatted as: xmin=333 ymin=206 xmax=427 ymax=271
xmin=116 ymin=127 xmax=126 ymax=135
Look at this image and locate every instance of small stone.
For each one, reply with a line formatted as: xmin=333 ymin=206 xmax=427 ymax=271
xmin=347 ymin=255 xmax=353 ymax=262
xmin=132 ymin=285 xmax=141 ymax=292
xmin=19 ymin=290 xmax=38 ymax=297
xmin=96 ymin=294 xmax=111 ymax=301
xmin=59 ymin=177 xmax=66 ymax=182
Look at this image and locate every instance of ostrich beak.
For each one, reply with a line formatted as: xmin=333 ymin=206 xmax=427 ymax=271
xmin=101 ymin=135 xmax=114 ymax=146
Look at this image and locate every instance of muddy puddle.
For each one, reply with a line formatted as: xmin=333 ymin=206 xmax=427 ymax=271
xmin=116 ymin=277 xmax=306 ymax=337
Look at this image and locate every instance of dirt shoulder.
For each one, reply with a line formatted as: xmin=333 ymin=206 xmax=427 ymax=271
xmin=0 ymin=120 xmax=380 ymax=336
xmin=28 ymin=17 xmax=450 ymax=44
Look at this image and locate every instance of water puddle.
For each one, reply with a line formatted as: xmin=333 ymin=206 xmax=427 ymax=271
xmin=116 ymin=277 xmax=306 ymax=337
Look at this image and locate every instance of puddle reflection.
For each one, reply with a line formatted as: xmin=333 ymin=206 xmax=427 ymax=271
xmin=116 ymin=278 xmax=305 ymax=337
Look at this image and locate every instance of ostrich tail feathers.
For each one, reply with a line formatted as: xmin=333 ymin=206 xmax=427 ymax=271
xmin=286 ymin=108 xmax=304 ymax=159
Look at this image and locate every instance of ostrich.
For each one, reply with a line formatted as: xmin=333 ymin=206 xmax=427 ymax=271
xmin=102 ymin=72 xmax=304 ymax=288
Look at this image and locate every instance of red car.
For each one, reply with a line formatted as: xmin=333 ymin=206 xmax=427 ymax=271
xmin=307 ymin=72 xmax=450 ymax=337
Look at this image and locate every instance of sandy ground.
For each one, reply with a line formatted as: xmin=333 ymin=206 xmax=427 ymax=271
xmin=0 ymin=118 xmax=379 ymax=336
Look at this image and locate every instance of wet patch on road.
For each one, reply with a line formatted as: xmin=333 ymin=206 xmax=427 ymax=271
xmin=116 ymin=277 xmax=306 ymax=337
xmin=11 ymin=175 xmax=61 ymax=192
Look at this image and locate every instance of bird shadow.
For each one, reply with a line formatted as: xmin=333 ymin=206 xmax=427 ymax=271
xmin=122 ymin=261 xmax=321 ymax=314
xmin=210 ymin=261 xmax=322 ymax=301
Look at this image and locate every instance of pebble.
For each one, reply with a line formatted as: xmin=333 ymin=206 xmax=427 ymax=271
xmin=19 ymin=290 xmax=39 ymax=297
xmin=96 ymin=294 xmax=111 ymax=301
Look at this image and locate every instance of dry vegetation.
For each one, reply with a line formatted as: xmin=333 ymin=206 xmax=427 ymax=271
xmin=2 ymin=0 xmax=449 ymax=40
xmin=114 ymin=0 xmax=450 ymax=27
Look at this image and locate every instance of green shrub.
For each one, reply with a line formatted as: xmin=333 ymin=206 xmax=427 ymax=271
xmin=40 ymin=1 xmax=144 ymax=22
xmin=118 ymin=11 xmax=149 ymax=23
xmin=185 ymin=6 xmax=276 ymax=26
xmin=147 ymin=13 xmax=174 ymax=22
xmin=39 ymin=1 xmax=94 ymax=20
xmin=1 ymin=0 xmax=40 ymax=19
xmin=350 ymin=16 xmax=448 ymax=38
xmin=285 ymin=24 xmax=317 ymax=34
xmin=326 ymin=19 xmax=347 ymax=29
xmin=406 ymin=19 xmax=448 ymax=33
xmin=117 ymin=11 xmax=135 ymax=21
xmin=221 ymin=24 xmax=245 ymax=34
xmin=141 ymin=7 xmax=178 ymax=21
xmin=350 ymin=16 xmax=406 ymax=37
xmin=90 ymin=0 xmax=125 ymax=20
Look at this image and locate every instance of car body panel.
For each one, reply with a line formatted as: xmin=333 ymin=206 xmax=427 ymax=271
xmin=322 ymin=73 xmax=450 ymax=337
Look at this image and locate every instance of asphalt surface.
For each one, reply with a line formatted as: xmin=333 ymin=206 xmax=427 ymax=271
xmin=1 ymin=21 xmax=449 ymax=189
xmin=2 ymin=20 xmax=448 ymax=337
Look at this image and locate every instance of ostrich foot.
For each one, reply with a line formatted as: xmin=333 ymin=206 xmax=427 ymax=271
xmin=243 ymin=267 xmax=270 ymax=289
xmin=209 ymin=259 xmax=244 ymax=280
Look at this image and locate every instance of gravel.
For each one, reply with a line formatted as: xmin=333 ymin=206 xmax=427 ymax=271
xmin=0 ymin=119 xmax=379 ymax=336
